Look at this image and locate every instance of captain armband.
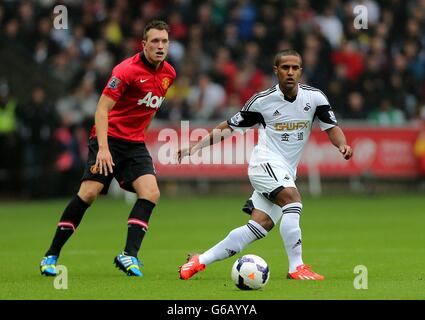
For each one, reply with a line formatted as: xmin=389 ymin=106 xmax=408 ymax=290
xmin=227 ymin=111 xmax=266 ymax=128
xmin=315 ymin=105 xmax=338 ymax=125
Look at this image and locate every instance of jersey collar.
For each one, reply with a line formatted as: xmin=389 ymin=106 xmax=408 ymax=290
xmin=277 ymin=84 xmax=298 ymax=103
xmin=140 ymin=52 xmax=163 ymax=71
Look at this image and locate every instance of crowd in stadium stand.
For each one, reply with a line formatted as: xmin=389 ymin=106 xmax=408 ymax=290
xmin=0 ymin=0 xmax=425 ymax=197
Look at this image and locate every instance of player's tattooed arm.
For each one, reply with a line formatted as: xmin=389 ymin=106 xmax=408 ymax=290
xmin=325 ymin=126 xmax=353 ymax=160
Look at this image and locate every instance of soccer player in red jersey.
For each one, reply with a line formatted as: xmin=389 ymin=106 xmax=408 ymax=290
xmin=40 ymin=20 xmax=176 ymax=277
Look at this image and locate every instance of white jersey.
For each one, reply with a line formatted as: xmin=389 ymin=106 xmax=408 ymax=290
xmin=228 ymin=83 xmax=337 ymax=179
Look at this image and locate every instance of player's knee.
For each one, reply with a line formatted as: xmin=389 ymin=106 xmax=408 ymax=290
xmin=253 ymin=217 xmax=273 ymax=232
xmin=150 ymin=189 xmax=160 ymax=203
xmin=259 ymin=219 xmax=274 ymax=231
xmin=78 ymin=181 xmax=103 ymax=204
xmin=78 ymin=188 xmax=100 ymax=204
xmin=139 ymin=188 xmax=160 ymax=203
xmin=251 ymin=209 xmax=274 ymax=231
xmin=274 ymin=187 xmax=301 ymax=207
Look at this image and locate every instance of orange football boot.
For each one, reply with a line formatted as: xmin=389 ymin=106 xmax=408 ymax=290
xmin=179 ymin=255 xmax=206 ymax=280
xmin=287 ymin=264 xmax=325 ymax=280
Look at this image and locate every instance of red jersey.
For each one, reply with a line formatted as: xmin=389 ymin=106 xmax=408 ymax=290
xmin=90 ymin=53 xmax=176 ymax=142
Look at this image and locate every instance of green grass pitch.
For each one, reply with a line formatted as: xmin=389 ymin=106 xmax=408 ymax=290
xmin=0 ymin=194 xmax=424 ymax=300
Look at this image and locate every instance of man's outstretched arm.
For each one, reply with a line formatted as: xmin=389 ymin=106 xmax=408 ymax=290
xmin=177 ymin=120 xmax=233 ymax=163
xmin=325 ymin=126 xmax=353 ymax=160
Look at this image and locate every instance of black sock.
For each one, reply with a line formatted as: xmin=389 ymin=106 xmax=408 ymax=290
xmin=45 ymin=195 xmax=90 ymax=257
xmin=124 ymin=199 xmax=156 ymax=257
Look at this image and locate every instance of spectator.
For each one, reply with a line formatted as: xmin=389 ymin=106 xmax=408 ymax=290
xmin=92 ymin=39 xmax=114 ymax=78
xmin=104 ymin=10 xmax=124 ymax=47
xmin=343 ymin=91 xmax=368 ymax=120
xmin=368 ymin=98 xmax=406 ymax=126
xmin=356 ymin=53 xmax=387 ymax=111
xmin=16 ymin=86 xmax=57 ymax=197
xmin=56 ymin=78 xmax=98 ymax=131
xmin=233 ymin=0 xmax=257 ymax=41
xmin=302 ymin=48 xmax=329 ymax=89
xmin=168 ymin=11 xmax=188 ymax=42
xmin=326 ymin=79 xmax=347 ymax=119
xmin=187 ymin=73 xmax=226 ymax=120
xmin=212 ymin=47 xmax=238 ymax=97
xmin=0 ymin=79 xmax=18 ymax=191
xmin=404 ymin=40 xmax=425 ymax=84
xmin=331 ymin=40 xmax=365 ymax=83
xmin=314 ymin=5 xmax=343 ymax=49
xmin=33 ymin=17 xmax=60 ymax=63
xmin=71 ymin=25 xmax=95 ymax=60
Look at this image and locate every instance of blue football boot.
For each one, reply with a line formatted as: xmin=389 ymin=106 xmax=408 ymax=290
xmin=40 ymin=255 xmax=58 ymax=276
xmin=114 ymin=252 xmax=143 ymax=277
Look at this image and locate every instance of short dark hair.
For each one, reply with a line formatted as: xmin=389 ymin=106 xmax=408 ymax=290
xmin=274 ymin=49 xmax=302 ymax=66
xmin=143 ymin=20 xmax=170 ymax=40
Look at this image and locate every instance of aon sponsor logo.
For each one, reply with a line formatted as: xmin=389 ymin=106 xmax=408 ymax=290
xmin=137 ymin=92 xmax=165 ymax=109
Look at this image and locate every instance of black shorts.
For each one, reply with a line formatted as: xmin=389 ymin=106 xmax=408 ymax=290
xmin=81 ymin=137 xmax=156 ymax=194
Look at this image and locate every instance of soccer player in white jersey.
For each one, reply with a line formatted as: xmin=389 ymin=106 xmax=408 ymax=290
xmin=177 ymin=49 xmax=353 ymax=281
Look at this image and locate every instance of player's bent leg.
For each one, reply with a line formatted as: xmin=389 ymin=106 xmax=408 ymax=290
xmin=113 ymin=175 xmax=159 ymax=277
xmin=179 ymin=209 xmax=270 ymax=280
xmin=272 ymin=186 xmax=301 ymax=207
xmin=40 ymin=181 xmax=103 ymax=276
xmin=132 ymin=174 xmax=160 ymax=204
xmin=251 ymin=209 xmax=274 ymax=231
xmin=179 ymin=254 xmax=206 ymax=280
xmin=77 ymin=180 xmax=105 ymax=204
xmin=200 ymin=215 xmax=269 ymax=263
xmin=274 ymin=188 xmax=324 ymax=280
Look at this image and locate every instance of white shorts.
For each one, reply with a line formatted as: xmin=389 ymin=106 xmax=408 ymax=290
xmin=249 ymin=191 xmax=282 ymax=224
xmin=248 ymin=162 xmax=297 ymax=224
xmin=248 ymin=162 xmax=296 ymax=196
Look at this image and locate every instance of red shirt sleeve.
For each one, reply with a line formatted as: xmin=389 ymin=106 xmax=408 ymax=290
xmin=102 ymin=63 xmax=131 ymax=101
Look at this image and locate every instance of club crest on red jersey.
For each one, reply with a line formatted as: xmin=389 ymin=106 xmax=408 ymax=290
xmin=90 ymin=164 xmax=100 ymax=174
xmin=162 ymin=77 xmax=170 ymax=90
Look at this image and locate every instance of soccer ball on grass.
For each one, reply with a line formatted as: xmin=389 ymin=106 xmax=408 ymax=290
xmin=231 ymin=254 xmax=270 ymax=290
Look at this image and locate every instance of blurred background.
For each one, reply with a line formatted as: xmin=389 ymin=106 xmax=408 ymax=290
xmin=0 ymin=0 xmax=425 ymax=200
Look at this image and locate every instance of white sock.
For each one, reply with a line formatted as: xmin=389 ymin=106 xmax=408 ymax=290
xmin=199 ymin=220 xmax=268 ymax=265
xmin=280 ymin=202 xmax=303 ymax=273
